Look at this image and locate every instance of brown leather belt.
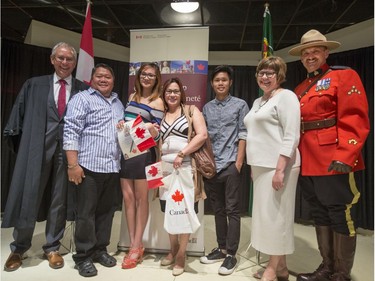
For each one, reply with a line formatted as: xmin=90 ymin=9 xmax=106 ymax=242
xmin=301 ymin=118 xmax=336 ymax=133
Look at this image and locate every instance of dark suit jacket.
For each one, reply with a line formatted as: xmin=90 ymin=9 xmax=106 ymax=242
xmin=2 ymin=74 xmax=88 ymax=228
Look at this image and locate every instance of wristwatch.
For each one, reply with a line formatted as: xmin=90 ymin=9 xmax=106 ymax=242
xmin=177 ymin=151 xmax=185 ymax=158
xmin=67 ymin=163 xmax=79 ymax=169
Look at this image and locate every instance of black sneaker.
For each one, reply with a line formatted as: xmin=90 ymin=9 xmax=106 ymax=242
xmin=200 ymin=248 xmax=226 ymax=264
xmin=218 ymin=255 xmax=237 ymax=275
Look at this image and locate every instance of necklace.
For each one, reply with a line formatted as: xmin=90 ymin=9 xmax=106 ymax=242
xmin=255 ymin=97 xmax=270 ymax=113
xmin=255 ymin=88 xmax=279 ymax=113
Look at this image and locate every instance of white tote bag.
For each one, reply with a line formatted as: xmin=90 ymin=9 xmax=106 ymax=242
xmin=162 ymin=167 xmax=201 ymax=234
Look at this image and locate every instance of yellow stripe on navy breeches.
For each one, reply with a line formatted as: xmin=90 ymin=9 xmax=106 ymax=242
xmin=346 ymin=172 xmax=361 ymax=236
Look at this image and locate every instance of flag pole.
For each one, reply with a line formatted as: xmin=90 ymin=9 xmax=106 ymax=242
xmin=249 ymin=1 xmax=273 ymax=215
xmin=246 ymin=2 xmax=274 ymax=266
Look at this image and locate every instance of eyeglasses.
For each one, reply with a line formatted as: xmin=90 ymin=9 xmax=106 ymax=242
xmin=140 ymin=72 xmax=157 ymax=79
xmin=256 ymin=71 xmax=276 ymax=78
xmin=54 ymin=56 xmax=75 ymax=64
xmin=165 ymin=89 xmax=181 ymax=95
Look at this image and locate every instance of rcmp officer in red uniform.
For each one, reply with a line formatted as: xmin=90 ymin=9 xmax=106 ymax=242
xmin=289 ymin=30 xmax=370 ymax=281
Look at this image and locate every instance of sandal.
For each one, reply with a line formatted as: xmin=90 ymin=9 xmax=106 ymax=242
xmin=121 ymin=247 xmax=144 ymax=269
xmin=93 ymin=252 xmax=116 ymax=267
xmin=75 ymin=259 xmax=97 ymax=277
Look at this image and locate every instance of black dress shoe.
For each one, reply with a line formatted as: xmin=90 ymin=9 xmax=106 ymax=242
xmin=74 ymin=259 xmax=97 ymax=277
xmin=93 ymin=252 xmax=116 ymax=267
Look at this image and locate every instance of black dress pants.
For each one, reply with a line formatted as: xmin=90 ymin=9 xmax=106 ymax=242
xmin=72 ymin=167 xmax=120 ymax=263
xmin=299 ymin=172 xmax=361 ymax=236
xmin=204 ymin=163 xmax=241 ymax=255
xmin=11 ymin=143 xmax=67 ymax=254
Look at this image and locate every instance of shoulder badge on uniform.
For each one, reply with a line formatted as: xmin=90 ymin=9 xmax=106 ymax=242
xmin=348 ymin=139 xmax=358 ymax=145
xmin=347 ymin=85 xmax=361 ymax=95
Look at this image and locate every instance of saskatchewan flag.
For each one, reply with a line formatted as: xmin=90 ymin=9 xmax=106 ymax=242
xmin=249 ymin=4 xmax=274 ymax=217
xmin=262 ymin=4 xmax=273 ymax=58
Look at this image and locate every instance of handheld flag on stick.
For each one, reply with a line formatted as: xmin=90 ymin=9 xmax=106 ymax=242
xmin=130 ymin=115 xmax=156 ymax=152
xmin=145 ymin=162 xmax=164 ymax=189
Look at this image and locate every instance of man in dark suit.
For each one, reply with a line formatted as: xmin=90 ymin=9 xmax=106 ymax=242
xmin=2 ymin=42 xmax=88 ymax=271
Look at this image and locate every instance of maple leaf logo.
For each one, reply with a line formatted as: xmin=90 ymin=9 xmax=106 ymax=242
xmin=148 ymin=165 xmax=158 ymax=177
xmin=197 ymin=64 xmax=205 ymax=71
xmin=172 ymin=189 xmax=184 ymax=204
xmin=135 ymin=127 xmax=146 ymax=139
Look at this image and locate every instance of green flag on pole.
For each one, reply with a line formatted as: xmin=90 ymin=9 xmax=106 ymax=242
xmin=249 ymin=3 xmax=274 ymax=217
xmin=262 ymin=3 xmax=273 ymax=58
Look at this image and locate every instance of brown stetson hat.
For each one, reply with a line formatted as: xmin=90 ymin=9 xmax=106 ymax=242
xmin=288 ymin=29 xmax=341 ymax=56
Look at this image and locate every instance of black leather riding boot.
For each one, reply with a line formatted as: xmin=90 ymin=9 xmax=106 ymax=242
xmin=296 ymin=225 xmax=334 ymax=281
xmin=330 ymin=232 xmax=356 ymax=281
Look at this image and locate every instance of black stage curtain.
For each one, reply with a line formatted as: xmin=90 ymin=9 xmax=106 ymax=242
xmin=1 ymin=39 xmax=373 ymax=229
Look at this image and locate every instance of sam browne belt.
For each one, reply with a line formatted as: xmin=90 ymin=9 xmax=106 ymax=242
xmin=301 ymin=118 xmax=336 ymax=133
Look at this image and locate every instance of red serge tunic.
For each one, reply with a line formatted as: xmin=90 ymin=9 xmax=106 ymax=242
xmin=294 ymin=63 xmax=370 ymax=176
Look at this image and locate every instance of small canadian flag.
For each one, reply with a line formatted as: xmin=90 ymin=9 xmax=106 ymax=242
xmin=130 ymin=115 xmax=156 ymax=152
xmin=145 ymin=161 xmax=163 ymax=189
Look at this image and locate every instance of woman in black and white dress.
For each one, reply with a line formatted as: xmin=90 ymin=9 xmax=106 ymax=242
xmin=158 ymin=77 xmax=207 ymax=276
